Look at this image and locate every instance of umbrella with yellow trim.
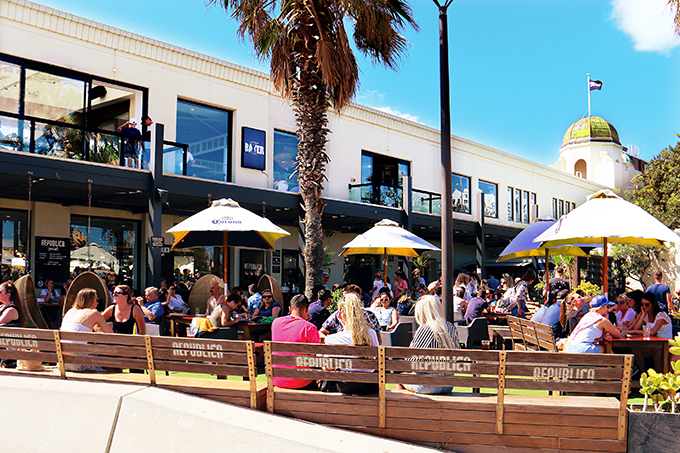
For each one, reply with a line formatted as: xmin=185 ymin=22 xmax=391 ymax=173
xmin=167 ymin=198 xmax=289 ymax=284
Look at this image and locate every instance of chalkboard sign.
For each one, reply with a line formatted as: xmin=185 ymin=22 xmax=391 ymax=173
xmin=34 ymin=236 xmax=70 ymax=289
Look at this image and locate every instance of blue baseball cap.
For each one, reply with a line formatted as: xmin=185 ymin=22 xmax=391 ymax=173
xmin=591 ymin=295 xmax=615 ymax=309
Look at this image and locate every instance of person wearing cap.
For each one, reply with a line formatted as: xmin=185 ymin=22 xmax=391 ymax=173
xmin=564 ymin=295 xmax=621 ymax=354
xmin=118 ymin=117 xmax=142 ymax=168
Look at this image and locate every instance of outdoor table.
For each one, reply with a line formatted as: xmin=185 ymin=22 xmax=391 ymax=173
xmin=604 ymin=335 xmax=670 ymax=374
xmin=167 ymin=313 xmax=196 ymax=337
xmin=237 ymin=320 xmax=272 ymax=342
xmin=489 ymin=325 xmax=513 ymax=350
xmin=483 ymin=312 xmax=508 ymax=325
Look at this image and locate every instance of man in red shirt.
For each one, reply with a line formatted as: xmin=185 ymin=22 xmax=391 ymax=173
xmin=271 ymin=294 xmax=320 ymax=389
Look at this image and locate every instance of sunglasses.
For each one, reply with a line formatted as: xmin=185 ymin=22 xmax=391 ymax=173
xmin=641 ymin=303 xmax=652 ymax=307
xmin=112 ymin=292 xmax=125 ymax=296
xmin=617 ymin=301 xmax=626 ymax=304
xmin=262 ymin=295 xmax=273 ymax=299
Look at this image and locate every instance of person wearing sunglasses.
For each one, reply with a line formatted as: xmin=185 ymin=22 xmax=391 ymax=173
xmin=614 ymin=294 xmax=635 ymax=329
xmin=565 ymin=295 xmax=621 ymax=354
xmin=252 ymin=289 xmax=281 ymax=318
xmin=629 ymin=292 xmax=672 ymax=339
xmin=102 ymin=285 xmax=146 ymax=335
xmin=0 ymin=281 xmax=20 ymax=327
xmin=165 ymin=285 xmax=188 ymax=313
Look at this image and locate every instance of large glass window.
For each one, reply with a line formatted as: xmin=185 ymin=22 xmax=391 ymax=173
xmin=452 ymin=173 xmax=471 ymax=214
xmin=176 ymin=100 xmax=232 ymax=182
xmin=522 ymin=191 xmax=529 ymax=223
xmin=479 ymin=180 xmax=498 ymax=218
xmin=507 ymin=187 xmax=514 ymax=221
xmin=70 ymin=216 xmax=139 ymax=290
xmin=0 ymin=210 xmax=28 ymax=282
xmin=25 ymin=69 xmax=85 ymax=124
xmin=355 ymin=151 xmax=409 ymax=208
xmin=0 ymin=61 xmax=21 ymax=114
xmin=273 ymin=130 xmax=299 ymax=192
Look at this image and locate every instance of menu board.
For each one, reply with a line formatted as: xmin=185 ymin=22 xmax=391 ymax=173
xmin=34 ymin=236 xmax=70 ymax=289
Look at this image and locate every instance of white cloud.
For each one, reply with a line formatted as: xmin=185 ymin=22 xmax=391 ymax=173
xmin=371 ymin=106 xmax=422 ymax=124
xmin=611 ymin=0 xmax=680 ymax=53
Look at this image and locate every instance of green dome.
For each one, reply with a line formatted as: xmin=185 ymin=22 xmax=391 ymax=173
xmin=562 ymin=117 xmax=620 ymax=146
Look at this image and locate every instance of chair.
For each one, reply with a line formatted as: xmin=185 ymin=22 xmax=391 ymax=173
xmin=457 ymin=317 xmax=489 ymax=349
xmin=211 ymin=327 xmax=239 ymax=340
xmin=380 ymin=322 xmax=413 ymax=347
xmin=145 ymin=323 xmax=161 ymax=336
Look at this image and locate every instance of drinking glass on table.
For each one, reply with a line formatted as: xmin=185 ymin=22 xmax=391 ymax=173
xmin=642 ymin=324 xmax=651 ymax=339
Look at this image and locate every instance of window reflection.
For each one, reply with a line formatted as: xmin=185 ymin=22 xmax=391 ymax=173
xmin=176 ymin=100 xmax=231 ymax=182
xmin=0 ymin=61 xmax=21 ymax=113
xmin=273 ymin=130 xmax=299 ymax=192
xmin=452 ymin=173 xmax=471 ymax=214
xmin=25 ymin=69 xmax=85 ymax=123
xmin=478 ymin=180 xmax=498 ymax=218
xmin=0 ymin=115 xmax=27 ymax=152
xmin=0 ymin=210 xmax=28 ymax=282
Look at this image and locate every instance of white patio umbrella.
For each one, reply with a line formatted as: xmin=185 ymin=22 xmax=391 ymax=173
xmin=534 ymin=189 xmax=680 ymax=294
xmin=167 ymin=198 xmax=290 ymax=285
xmin=340 ymin=219 xmax=440 ymax=285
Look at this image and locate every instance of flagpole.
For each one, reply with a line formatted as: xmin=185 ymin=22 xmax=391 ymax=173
xmin=587 ymin=73 xmax=591 ymax=121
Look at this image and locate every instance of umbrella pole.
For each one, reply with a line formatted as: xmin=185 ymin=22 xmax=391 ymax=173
xmin=602 ymin=238 xmax=608 ymax=297
xmin=383 ymin=251 xmax=388 ymax=289
xmin=545 ymin=248 xmax=550 ymax=298
xmin=223 ymin=231 xmax=228 ymax=296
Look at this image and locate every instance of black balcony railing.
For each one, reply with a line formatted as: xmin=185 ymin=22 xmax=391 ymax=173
xmin=348 ymin=182 xmax=403 ymax=208
xmin=0 ymin=111 xmax=151 ymax=168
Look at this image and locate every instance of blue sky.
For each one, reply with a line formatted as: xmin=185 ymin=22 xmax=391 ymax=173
xmin=36 ymin=0 xmax=680 ymax=165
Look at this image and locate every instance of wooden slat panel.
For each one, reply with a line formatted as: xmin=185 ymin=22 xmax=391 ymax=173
xmin=275 ymin=399 xmax=379 ymax=416
xmin=504 ymin=412 xmax=618 ymax=428
xmin=63 ymin=355 xmax=147 ymax=370
xmin=57 ymin=331 xmax=145 ymax=345
xmin=506 ymin=351 xmax=626 ymax=367
xmin=559 ymin=438 xmax=627 ymax=452
xmin=151 ymin=349 xmax=248 ymax=364
xmin=386 ymin=347 xmax=500 ymax=361
xmin=276 ymin=409 xmax=378 ymax=428
xmin=385 ymin=417 xmax=496 ymax=434
xmin=272 ymin=368 xmax=379 ymax=383
xmin=150 ymin=336 xmax=248 ymax=353
xmin=59 ymin=342 xmax=146 ymax=358
xmin=0 ymin=350 xmax=58 ymax=362
xmin=270 ymin=355 xmax=377 ymax=369
xmin=386 ymin=403 xmax=496 ymax=422
xmin=153 ymin=361 xmax=249 ymax=376
xmin=503 ymin=423 xmax=619 ymax=440
xmin=269 ymin=342 xmax=378 ymax=356
xmin=385 ymin=360 xmax=499 ymax=375
xmin=385 ymin=374 xmax=499 ymax=389
xmin=504 ymin=364 xmax=624 ymax=380
xmin=0 ymin=327 xmax=56 ymax=341
xmin=505 ymin=379 xmax=622 ymax=394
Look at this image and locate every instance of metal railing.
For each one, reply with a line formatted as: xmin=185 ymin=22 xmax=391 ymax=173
xmin=348 ymin=182 xmax=403 ymax=208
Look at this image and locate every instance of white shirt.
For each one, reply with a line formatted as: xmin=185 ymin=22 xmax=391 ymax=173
xmin=168 ymin=294 xmax=186 ymax=311
xmin=645 ymin=312 xmax=672 ymax=339
xmin=39 ymin=288 xmax=61 ymax=303
xmin=325 ymin=329 xmax=379 ymax=347
xmin=615 ymin=308 xmax=636 ymax=326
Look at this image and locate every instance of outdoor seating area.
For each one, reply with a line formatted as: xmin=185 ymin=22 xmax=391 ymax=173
xmin=0 ymin=326 xmax=632 ymax=452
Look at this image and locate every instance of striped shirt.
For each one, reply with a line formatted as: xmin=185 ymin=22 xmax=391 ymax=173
xmin=409 ymin=322 xmax=459 ymax=350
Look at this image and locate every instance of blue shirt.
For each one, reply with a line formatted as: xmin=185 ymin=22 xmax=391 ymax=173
xmin=647 ymin=283 xmax=670 ymax=312
xmin=487 ymin=278 xmax=500 ymax=291
xmin=144 ymin=300 xmax=165 ymax=323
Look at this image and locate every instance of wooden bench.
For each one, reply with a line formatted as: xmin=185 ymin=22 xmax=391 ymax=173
xmin=507 ymin=315 xmax=558 ymax=352
xmin=0 ymin=327 xmax=266 ymax=409
xmin=265 ymin=341 xmax=632 ymax=453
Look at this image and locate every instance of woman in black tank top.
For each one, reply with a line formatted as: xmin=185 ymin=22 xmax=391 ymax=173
xmin=101 ymin=285 xmax=146 ymax=335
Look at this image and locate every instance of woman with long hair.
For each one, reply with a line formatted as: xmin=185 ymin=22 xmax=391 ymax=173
xmin=323 ymin=293 xmax=379 ymax=394
xmin=369 ymin=291 xmax=399 ymax=330
xmin=498 ymin=269 xmax=535 ymax=317
xmin=629 ymin=292 xmax=672 ymax=339
xmin=0 ymin=281 xmax=20 ymax=327
xmin=402 ymin=295 xmax=459 ymax=394
xmin=252 ymin=289 xmax=282 ymax=318
xmin=102 ymin=285 xmax=146 ymax=335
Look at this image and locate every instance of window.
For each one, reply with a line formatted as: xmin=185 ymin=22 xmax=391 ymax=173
xmin=508 ymin=187 xmax=536 ymax=224
xmin=70 ymin=216 xmax=139 ymax=290
xmin=0 ymin=55 xmax=147 ymax=163
xmin=452 ymin=173 xmax=471 ymax=214
xmin=273 ymin=130 xmax=299 ymax=192
xmin=176 ymin=100 xmax=232 ymax=182
xmin=0 ymin=209 xmax=28 ymax=282
xmin=478 ymin=180 xmax=498 ymax=218
xmin=552 ymin=198 xmax=574 ymax=219
xmin=507 ymin=187 xmax=514 ymax=221
xmin=358 ymin=151 xmax=409 ymax=208
xmin=514 ymin=188 xmax=521 ymax=222
xmin=531 ymin=193 xmax=537 ymax=221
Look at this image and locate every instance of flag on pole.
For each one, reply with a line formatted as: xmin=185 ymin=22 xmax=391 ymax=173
xmin=589 ymin=79 xmax=603 ymax=91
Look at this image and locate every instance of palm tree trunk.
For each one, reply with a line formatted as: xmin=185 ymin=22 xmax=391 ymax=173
xmin=293 ymin=25 xmax=330 ymax=298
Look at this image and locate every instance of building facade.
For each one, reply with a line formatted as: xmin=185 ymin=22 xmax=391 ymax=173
xmin=0 ymin=0 xmax=606 ymax=295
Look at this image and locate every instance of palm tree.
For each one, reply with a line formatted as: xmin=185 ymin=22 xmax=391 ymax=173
xmin=670 ymin=0 xmax=680 ymax=33
xmin=211 ymin=0 xmax=418 ymax=296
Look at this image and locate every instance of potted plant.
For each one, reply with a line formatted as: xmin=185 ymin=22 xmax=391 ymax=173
xmin=627 ymin=334 xmax=680 ymax=453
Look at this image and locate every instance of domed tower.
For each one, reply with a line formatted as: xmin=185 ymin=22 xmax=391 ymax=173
xmin=552 ymin=116 xmax=641 ymax=190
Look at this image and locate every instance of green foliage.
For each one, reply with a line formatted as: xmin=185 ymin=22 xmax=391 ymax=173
xmin=609 ymin=244 xmax=663 ymax=289
xmin=323 ymin=246 xmax=335 ymax=268
xmin=576 ymin=281 xmax=601 ymax=297
xmin=327 ymin=287 xmax=343 ymax=314
xmin=529 ymin=280 xmax=544 ymax=302
xmin=630 ymin=136 xmax=680 ymax=229
xmin=640 ymin=334 xmax=680 ymax=413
